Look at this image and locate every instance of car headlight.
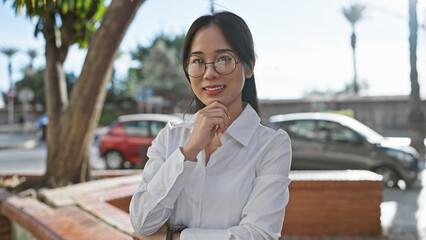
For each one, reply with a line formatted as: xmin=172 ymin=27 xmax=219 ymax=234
xmin=395 ymin=151 xmax=414 ymax=162
xmin=385 ymin=148 xmax=417 ymax=166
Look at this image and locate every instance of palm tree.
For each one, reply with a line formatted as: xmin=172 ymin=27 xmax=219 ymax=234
xmin=408 ymin=0 xmax=425 ymax=162
xmin=26 ymin=49 xmax=38 ymax=70
xmin=209 ymin=0 xmax=215 ymax=14
xmin=0 ymin=47 xmax=18 ymax=89
xmin=342 ymin=3 xmax=366 ymax=95
xmin=0 ymin=47 xmax=18 ymax=124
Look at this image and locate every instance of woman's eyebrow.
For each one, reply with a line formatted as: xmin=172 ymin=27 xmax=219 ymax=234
xmin=215 ymin=48 xmax=233 ymax=53
xmin=190 ymin=49 xmax=234 ymax=55
xmin=190 ymin=51 xmax=203 ymax=55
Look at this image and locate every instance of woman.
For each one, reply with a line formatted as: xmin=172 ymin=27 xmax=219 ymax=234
xmin=130 ymin=11 xmax=292 ymax=240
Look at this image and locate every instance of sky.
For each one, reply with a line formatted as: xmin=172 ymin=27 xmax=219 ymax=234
xmin=0 ymin=0 xmax=425 ymax=100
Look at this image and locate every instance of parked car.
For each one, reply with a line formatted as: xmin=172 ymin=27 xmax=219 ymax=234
xmin=99 ymin=113 xmax=183 ymax=169
xmin=269 ymin=112 xmax=420 ymax=188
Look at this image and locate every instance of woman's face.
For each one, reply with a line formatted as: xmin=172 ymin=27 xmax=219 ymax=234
xmin=188 ymin=24 xmax=252 ymax=110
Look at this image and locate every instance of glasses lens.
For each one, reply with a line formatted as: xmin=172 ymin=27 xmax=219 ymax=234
xmin=214 ymin=53 xmax=236 ymax=75
xmin=186 ymin=55 xmax=205 ymax=77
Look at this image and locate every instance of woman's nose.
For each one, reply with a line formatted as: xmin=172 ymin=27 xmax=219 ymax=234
xmin=204 ymin=62 xmax=219 ymax=79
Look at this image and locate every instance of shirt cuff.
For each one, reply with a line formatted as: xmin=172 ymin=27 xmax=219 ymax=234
xmin=147 ymin=147 xmax=197 ymax=208
xmin=180 ymin=228 xmax=228 ymax=240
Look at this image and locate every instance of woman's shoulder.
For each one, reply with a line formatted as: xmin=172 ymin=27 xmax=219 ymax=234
xmin=253 ymin=125 xmax=292 ymax=176
xmin=154 ymin=117 xmax=194 ymax=141
xmin=254 ymin=124 xmax=291 ymax=157
xmin=257 ymin=124 xmax=290 ymax=144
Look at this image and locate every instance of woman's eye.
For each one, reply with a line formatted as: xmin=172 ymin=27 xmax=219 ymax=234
xmin=191 ymin=58 xmax=204 ymax=65
xmin=218 ymin=56 xmax=232 ymax=62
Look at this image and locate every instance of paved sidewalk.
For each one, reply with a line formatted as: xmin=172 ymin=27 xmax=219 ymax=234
xmin=381 ymin=164 xmax=426 ymax=240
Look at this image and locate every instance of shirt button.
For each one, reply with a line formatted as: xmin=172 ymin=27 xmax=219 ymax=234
xmin=202 ymin=170 xmax=206 ymax=176
xmin=177 ymin=165 xmax=183 ymax=171
xmin=195 ymin=202 xmax=200 ymax=208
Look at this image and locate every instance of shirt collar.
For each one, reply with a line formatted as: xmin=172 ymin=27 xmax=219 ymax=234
xmin=226 ymin=103 xmax=260 ymax=147
xmin=173 ymin=103 xmax=260 ymax=147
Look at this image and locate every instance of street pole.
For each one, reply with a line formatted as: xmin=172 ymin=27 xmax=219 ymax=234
xmin=8 ymin=99 xmax=14 ymax=124
xmin=7 ymin=60 xmax=14 ymax=124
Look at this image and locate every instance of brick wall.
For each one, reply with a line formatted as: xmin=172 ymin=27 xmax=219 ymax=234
xmin=283 ymin=170 xmax=383 ymax=237
xmin=107 ymin=197 xmax=131 ymax=214
xmin=0 ymin=188 xmax=12 ymax=240
xmin=0 ymin=216 xmax=11 ymax=240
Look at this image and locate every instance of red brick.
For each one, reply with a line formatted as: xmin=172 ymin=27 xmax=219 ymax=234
xmin=283 ymin=175 xmax=382 ymax=237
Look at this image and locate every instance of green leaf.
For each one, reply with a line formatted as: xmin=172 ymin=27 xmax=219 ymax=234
xmin=62 ymin=1 xmax=69 ymax=13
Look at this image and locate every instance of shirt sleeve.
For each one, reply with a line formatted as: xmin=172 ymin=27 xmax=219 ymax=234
xmin=129 ymin=126 xmax=197 ymax=236
xmin=181 ymin=131 xmax=292 ymax=240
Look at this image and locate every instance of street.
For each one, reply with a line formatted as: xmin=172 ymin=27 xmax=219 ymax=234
xmin=0 ymin=142 xmax=106 ymax=173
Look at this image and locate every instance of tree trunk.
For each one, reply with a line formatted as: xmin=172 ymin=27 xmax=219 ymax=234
xmin=408 ymin=0 xmax=425 ymax=162
xmin=44 ymin=12 xmax=70 ymax=187
xmin=42 ymin=0 xmax=145 ymax=186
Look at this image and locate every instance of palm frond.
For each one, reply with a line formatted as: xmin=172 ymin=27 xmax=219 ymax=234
xmin=342 ymin=3 xmax=366 ymax=26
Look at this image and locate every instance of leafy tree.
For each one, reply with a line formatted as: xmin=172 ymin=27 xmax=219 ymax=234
xmin=8 ymin=0 xmax=145 ymax=189
xmin=303 ymin=80 xmax=369 ymax=97
xmin=128 ymin=34 xmax=191 ymax=112
xmin=408 ymin=0 xmax=425 ymax=161
xmin=342 ymin=3 xmax=366 ymax=95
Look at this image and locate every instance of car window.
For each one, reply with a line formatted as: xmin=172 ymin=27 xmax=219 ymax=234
xmin=150 ymin=121 xmax=167 ymax=137
xmin=123 ymin=121 xmax=149 ymax=137
xmin=318 ymin=121 xmax=360 ymax=144
xmin=280 ymin=120 xmax=316 ymax=140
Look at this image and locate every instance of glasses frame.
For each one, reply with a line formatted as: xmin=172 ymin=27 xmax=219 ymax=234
xmin=185 ymin=52 xmax=240 ymax=78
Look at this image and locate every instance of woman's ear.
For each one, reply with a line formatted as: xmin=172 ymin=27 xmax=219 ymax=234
xmin=244 ymin=62 xmax=255 ymax=78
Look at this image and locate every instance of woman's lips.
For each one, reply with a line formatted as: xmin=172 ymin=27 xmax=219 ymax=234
xmin=203 ymin=85 xmax=226 ymax=95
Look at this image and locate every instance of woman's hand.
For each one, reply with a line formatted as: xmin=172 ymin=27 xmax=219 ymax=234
xmin=132 ymin=225 xmax=168 ymax=240
xmin=131 ymin=224 xmax=181 ymax=240
xmin=182 ymin=101 xmax=230 ymax=161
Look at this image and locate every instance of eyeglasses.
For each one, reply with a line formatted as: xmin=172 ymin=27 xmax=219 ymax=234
xmin=185 ymin=52 xmax=240 ymax=78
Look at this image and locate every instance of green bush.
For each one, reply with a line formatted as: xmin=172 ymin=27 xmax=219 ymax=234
xmin=321 ymin=109 xmax=354 ymax=118
xmin=98 ymin=108 xmax=120 ymax=126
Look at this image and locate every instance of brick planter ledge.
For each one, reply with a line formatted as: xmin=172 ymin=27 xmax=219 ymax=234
xmin=0 ymin=169 xmax=383 ymax=239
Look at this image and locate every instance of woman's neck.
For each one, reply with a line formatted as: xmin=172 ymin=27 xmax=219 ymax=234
xmin=227 ymin=100 xmax=244 ymax=125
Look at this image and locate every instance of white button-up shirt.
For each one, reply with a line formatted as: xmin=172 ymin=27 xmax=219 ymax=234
xmin=129 ymin=104 xmax=292 ymax=240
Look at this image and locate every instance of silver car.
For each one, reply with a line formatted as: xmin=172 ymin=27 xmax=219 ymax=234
xmin=269 ymin=112 xmax=420 ymax=188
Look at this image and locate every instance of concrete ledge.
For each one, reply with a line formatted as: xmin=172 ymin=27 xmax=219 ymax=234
xmin=2 ymin=196 xmax=130 ymax=240
xmin=39 ymin=174 xmax=141 ymax=207
xmin=73 ymin=184 xmax=138 ymax=235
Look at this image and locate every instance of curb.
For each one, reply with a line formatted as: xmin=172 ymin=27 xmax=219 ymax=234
xmin=0 ymin=139 xmax=39 ymax=150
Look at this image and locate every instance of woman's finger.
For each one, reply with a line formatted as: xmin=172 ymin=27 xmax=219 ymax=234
xmin=204 ymin=101 xmax=231 ymax=120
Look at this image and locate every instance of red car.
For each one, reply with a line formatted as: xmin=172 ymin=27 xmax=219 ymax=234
xmin=99 ymin=114 xmax=183 ymax=169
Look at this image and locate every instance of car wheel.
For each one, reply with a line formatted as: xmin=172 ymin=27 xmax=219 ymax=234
xmin=374 ymin=166 xmax=400 ymax=188
xmin=105 ymin=151 xmax=124 ymax=169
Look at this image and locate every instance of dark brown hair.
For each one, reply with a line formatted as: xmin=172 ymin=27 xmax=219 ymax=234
xmin=182 ymin=11 xmax=260 ymax=115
